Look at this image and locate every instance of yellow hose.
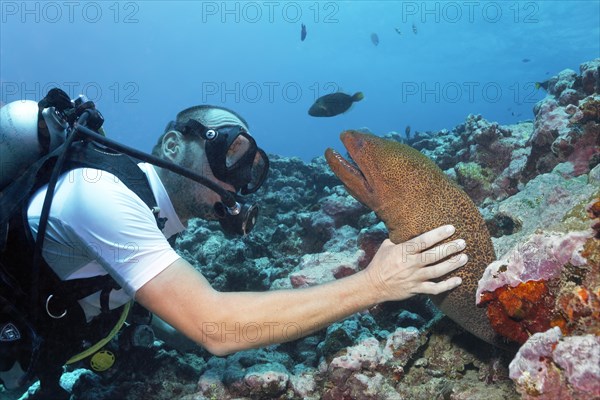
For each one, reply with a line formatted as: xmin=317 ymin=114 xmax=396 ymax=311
xmin=66 ymin=301 xmax=131 ymax=364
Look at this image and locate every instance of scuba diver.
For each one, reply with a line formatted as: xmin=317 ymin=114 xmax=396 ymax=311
xmin=0 ymin=90 xmax=467 ymax=399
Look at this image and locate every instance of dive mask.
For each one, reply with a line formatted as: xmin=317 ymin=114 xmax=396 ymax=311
xmin=170 ymin=119 xmax=269 ymax=195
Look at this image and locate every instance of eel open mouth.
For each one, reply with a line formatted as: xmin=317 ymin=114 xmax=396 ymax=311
xmin=324 ymin=147 xmax=373 ymax=195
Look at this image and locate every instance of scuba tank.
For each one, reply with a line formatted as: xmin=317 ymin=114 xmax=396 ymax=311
xmin=0 ymin=100 xmax=68 ymax=190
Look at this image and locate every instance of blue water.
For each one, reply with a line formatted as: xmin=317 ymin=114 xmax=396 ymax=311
xmin=1 ymin=1 xmax=599 ymax=161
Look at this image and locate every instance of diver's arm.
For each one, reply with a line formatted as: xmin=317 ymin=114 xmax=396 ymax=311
xmin=135 ymin=225 xmax=465 ymax=356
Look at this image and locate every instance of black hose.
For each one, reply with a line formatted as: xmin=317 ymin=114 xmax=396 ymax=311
xmin=73 ymin=124 xmax=237 ymax=208
xmin=30 ymin=125 xmax=80 ymax=319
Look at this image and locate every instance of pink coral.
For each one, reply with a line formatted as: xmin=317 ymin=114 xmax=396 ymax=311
xmin=288 ymin=250 xmax=363 ymax=288
xmin=243 ymin=369 xmax=289 ymax=397
xmin=509 ymin=327 xmax=568 ymax=399
xmin=328 ymin=337 xmax=382 ymax=373
xmin=553 ymin=335 xmax=600 ymax=394
xmin=477 ymin=231 xmax=592 ymax=301
xmin=509 ymin=327 xmax=600 ymax=399
xmin=477 ymin=229 xmax=598 ymax=343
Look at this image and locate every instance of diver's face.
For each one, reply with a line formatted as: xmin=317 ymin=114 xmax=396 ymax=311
xmin=184 ymin=140 xmax=236 ymax=221
xmin=159 ymin=133 xmax=236 ymax=224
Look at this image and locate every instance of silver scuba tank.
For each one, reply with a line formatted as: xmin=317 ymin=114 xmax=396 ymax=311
xmin=0 ymin=100 xmax=68 ymax=190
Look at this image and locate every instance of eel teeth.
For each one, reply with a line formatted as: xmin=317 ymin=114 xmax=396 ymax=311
xmin=333 ymin=150 xmax=363 ymax=179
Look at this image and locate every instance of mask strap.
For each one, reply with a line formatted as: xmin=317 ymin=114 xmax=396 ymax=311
xmin=170 ymin=119 xmax=218 ymax=142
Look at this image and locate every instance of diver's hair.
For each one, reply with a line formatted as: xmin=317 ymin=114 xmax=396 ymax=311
xmin=175 ymin=105 xmax=249 ymax=127
xmin=151 ymin=105 xmax=249 ymax=156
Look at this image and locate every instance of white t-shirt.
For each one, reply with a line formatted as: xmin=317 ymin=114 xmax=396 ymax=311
xmin=27 ymin=163 xmax=185 ymax=320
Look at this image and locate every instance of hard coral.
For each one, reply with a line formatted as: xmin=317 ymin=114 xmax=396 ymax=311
xmin=509 ymin=327 xmax=600 ymax=400
xmin=588 ymin=198 xmax=600 ymax=238
xmin=357 ymin=223 xmax=387 ymax=269
xmin=580 ymin=58 xmax=600 ymax=95
xmin=555 ymin=285 xmax=600 ymax=336
xmin=454 ymin=161 xmax=495 ymax=203
xmin=479 ymin=191 xmax=600 ymax=345
xmin=477 ymin=231 xmax=591 ymax=298
xmin=576 ymin=95 xmax=600 ymax=124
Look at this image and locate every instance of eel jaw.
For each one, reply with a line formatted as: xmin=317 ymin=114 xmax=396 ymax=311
xmin=325 ymin=148 xmax=374 ymax=206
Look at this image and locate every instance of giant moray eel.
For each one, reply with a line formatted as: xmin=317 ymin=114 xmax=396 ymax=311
xmin=325 ymin=130 xmax=505 ymax=347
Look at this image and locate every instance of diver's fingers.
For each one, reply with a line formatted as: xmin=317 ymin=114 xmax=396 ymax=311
xmin=408 ymin=239 xmax=466 ymax=267
xmin=419 ymin=253 xmax=468 ymax=281
xmin=404 ymin=225 xmax=456 ymax=255
xmin=417 ymin=276 xmax=463 ymax=295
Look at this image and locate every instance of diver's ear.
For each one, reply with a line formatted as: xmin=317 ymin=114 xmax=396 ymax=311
xmin=161 ymin=130 xmax=184 ymax=161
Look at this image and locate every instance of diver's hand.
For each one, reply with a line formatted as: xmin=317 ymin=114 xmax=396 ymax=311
xmin=364 ymin=225 xmax=466 ymax=302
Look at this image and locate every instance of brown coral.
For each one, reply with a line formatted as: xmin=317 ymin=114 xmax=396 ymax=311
xmin=578 ymin=97 xmax=600 ymax=124
xmin=556 ymin=286 xmax=600 ymax=336
xmin=587 ymin=198 xmax=600 ymax=238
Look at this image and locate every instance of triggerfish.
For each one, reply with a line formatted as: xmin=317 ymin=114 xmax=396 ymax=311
xmin=325 ymin=131 xmax=507 ymax=348
xmin=535 ymin=80 xmax=550 ymax=91
xmin=308 ymin=92 xmax=364 ymax=118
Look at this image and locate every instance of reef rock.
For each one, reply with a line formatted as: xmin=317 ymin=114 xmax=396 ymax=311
xmin=477 ymin=229 xmax=594 ymax=344
xmin=397 ymin=114 xmax=531 ymax=203
xmin=525 ymin=60 xmax=600 ymax=180
xmin=478 ymin=175 xmax=599 ymax=396
xmin=477 ymin=166 xmax=599 ymax=338
xmin=482 ymin=163 xmax=599 ymax=253
xmin=509 ymin=327 xmax=600 ymax=399
xmin=580 ymin=58 xmax=600 ymax=95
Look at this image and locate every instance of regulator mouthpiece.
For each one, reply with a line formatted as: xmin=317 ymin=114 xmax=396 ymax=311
xmin=214 ymin=200 xmax=259 ymax=236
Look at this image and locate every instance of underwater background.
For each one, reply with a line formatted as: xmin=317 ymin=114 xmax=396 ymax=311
xmin=2 ymin=1 xmax=600 ymax=400
xmin=1 ymin=1 xmax=598 ymax=161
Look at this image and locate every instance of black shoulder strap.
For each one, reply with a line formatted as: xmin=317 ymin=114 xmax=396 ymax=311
xmin=64 ymin=140 xmax=158 ymax=214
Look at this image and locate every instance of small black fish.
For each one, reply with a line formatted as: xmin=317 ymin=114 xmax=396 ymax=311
xmin=308 ymin=92 xmax=364 ymax=117
xmin=412 ymin=23 xmax=417 ymax=34
xmin=535 ymin=80 xmax=550 ymax=91
xmin=522 ymin=58 xmax=531 ymax=63
xmin=395 ymin=27 xmax=401 ymax=35
xmin=301 ymin=23 xmax=307 ymax=41
xmin=405 ymin=125 xmax=411 ymax=137
xmin=371 ymin=33 xmax=379 ymax=46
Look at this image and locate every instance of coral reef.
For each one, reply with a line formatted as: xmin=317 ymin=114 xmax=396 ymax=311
xmin=13 ymin=59 xmax=600 ymax=400
xmin=476 ymin=171 xmax=599 ymax=395
xmin=395 ymin=59 xmax=600 ymax=205
xmin=509 ymin=327 xmax=600 ymax=399
xmin=525 ymin=60 xmax=600 ymax=178
xmin=390 ymin=114 xmax=533 ymax=204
